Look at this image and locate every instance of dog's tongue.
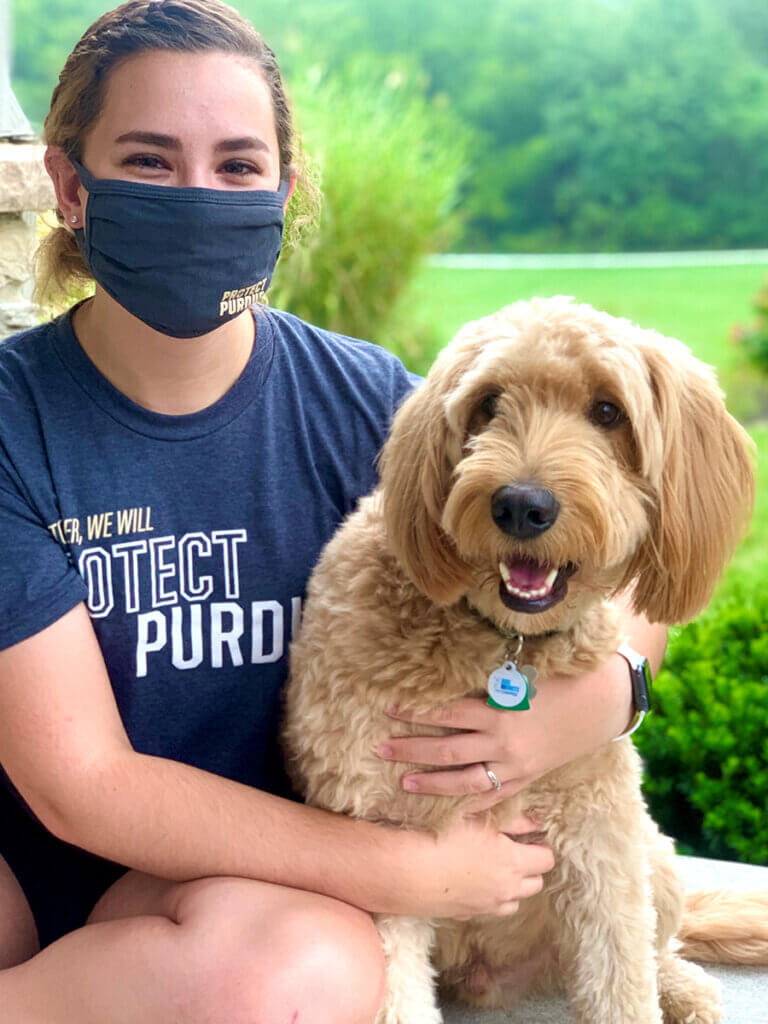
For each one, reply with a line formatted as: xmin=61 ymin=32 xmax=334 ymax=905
xmin=506 ymin=557 xmax=552 ymax=589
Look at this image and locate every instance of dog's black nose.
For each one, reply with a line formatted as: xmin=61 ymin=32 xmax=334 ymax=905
xmin=491 ymin=485 xmax=560 ymax=538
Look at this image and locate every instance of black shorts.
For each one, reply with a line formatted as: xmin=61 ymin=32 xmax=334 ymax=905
xmin=1 ymin=775 xmax=127 ymax=948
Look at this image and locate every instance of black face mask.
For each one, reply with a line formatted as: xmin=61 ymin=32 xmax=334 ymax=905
xmin=70 ymin=157 xmax=291 ymax=338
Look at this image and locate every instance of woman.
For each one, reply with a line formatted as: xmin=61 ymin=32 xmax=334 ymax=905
xmin=0 ymin=1 xmax=667 ymax=1021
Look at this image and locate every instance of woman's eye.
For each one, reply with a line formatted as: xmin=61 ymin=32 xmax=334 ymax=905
xmin=590 ymin=400 xmax=625 ymax=428
xmin=123 ymin=154 xmax=167 ymax=169
xmin=220 ymin=160 xmax=259 ymax=176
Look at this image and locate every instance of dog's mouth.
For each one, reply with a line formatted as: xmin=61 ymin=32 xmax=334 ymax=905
xmin=498 ymin=556 xmax=578 ymax=613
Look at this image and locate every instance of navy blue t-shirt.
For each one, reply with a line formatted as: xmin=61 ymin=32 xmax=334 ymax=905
xmin=0 ymin=299 xmax=419 ymax=944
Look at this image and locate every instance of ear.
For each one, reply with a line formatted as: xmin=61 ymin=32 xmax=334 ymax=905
xmin=619 ymin=340 xmax=755 ymax=624
xmin=378 ymin=349 xmax=477 ymax=606
xmin=43 ymin=145 xmax=86 ymax=230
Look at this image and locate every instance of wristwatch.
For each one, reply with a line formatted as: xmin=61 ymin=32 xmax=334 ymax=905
xmin=611 ymin=643 xmax=652 ymax=741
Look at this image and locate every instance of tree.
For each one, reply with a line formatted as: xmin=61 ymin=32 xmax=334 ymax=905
xmin=12 ymin=0 xmax=768 ymax=251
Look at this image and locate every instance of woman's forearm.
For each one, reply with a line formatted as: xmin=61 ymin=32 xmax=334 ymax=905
xmin=50 ymin=750 xmax=407 ymax=914
xmin=49 ymin=749 xmax=555 ymax=923
xmin=534 ymin=594 xmax=667 ymax=747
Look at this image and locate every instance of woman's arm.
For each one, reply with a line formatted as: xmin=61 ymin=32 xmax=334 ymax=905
xmin=0 ymin=602 xmax=553 ymax=922
xmin=378 ymin=590 xmax=667 ymax=809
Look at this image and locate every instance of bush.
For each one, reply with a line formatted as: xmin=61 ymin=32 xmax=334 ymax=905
xmin=635 ymin=580 xmax=768 ymax=864
xmin=271 ymin=59 xmax=471 ymax=372
xmin=731 ymin=275 xmax=768 ymax=377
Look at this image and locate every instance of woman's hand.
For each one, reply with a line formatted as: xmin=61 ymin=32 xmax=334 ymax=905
xmin=376 ymin=592 xmax=667 ymax=812
xmin=394 ymin=810 xmax=554 ymax=920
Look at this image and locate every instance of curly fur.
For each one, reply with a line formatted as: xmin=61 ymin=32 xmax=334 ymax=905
xmin=282 ymin=297 xmax=761 ymax=1024
xmin=678 ymin=890 xmax=768 ymax=965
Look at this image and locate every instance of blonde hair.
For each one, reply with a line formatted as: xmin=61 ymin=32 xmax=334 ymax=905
xmin=34 ymin=0 xmax=319 ymax=313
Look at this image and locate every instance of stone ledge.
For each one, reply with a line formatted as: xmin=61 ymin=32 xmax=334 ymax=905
xmin=0 ymin=141 xmax=56 ymax=213
xmin=443 ymin=855 xmax=768 ymax=1024
xmin=0 ymin=211 xmax=38 ymax=291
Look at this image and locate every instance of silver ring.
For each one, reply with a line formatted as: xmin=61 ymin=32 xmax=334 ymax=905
xmin=483 ymin=763 xmax=502 ymax=792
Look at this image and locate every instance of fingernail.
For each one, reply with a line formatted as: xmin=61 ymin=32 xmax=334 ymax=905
xmin=377 ymin=743 xmax=393 ymax=758
xmin=403 ymin=777 xmax=418 ymax=791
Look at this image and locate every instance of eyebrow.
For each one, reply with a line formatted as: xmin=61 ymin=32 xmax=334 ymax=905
xmin=113 ymin=130 xmax=269 ymax=153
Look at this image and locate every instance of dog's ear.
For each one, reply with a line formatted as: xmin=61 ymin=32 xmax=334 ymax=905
xmin=619 ymin=340 xmax=755 ymax=624
xmin=378 ymin=350 xmax=477 ymax=606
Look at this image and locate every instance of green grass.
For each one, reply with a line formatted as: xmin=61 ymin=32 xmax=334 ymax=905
xmin=404 ymin=264 xmax=768 ymax=370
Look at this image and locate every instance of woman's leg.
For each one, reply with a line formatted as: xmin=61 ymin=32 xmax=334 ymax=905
xmin=1 ymin=867 xmax=387 ymax=1024
xmin=0 ymin=854 xmax=39 ymax=968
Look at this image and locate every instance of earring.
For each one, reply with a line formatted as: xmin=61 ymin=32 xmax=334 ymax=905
xmin=71 ymin=215 xmax=78 ymax=223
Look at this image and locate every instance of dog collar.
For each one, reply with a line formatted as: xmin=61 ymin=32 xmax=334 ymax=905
xmin=462 ymin=599 xmax=561 ymax=710
xmin=462 ymin=598 xmax=562 ymax=645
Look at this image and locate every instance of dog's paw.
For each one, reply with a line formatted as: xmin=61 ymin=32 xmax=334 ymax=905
xmin=376 ymin=1005 xmax=442 ymax=1024
xmin=672 ymin=1010 xmax=721 ymax=1024
xmin=658 ymin=955 xmax=722 ymax=1024
xmin=375 ymin=984 xmax=443 ymax=1024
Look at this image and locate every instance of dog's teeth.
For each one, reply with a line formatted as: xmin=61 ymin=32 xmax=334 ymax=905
xmin=506 ymin=582 xmax=546 ymax=599
xmin=502 ymin=567 xmax=561 ymax=601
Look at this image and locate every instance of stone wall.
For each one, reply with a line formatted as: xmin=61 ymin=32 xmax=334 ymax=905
xmin=0 ymin=141 xmax=56 ymax=337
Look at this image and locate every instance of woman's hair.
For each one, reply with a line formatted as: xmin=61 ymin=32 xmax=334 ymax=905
xmin=34 ymin=0 xmax=319 ymax=312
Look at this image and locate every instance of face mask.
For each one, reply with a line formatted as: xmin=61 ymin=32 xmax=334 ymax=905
xmin=69 ymin=157 xmax=291 ymax=338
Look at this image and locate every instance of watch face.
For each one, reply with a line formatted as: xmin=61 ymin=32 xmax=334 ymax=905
xmin=636 ymin=658 xmax=652 ymax=713
xmin=618 ymin=644 xmax=652 ymax=714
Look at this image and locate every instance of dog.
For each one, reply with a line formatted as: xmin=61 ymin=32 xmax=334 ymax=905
xmin=282 ymin=296 xmax=762 ymax=1024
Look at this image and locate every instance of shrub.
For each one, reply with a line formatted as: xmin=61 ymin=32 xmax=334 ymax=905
xmin=731 ymin=274 xmax=768 ymax=376
xmin=635 ymin=579 xmax=768 ymax=864
xmin=271 ymin=59 xmax=471 ymax=371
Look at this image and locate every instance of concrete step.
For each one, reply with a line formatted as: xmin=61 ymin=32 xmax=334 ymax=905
xmin=443 ymin=855 xmax=768 ymax=1024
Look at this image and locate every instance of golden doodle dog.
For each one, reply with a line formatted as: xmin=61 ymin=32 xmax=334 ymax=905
xmin=283 ymin=297 xmax=765 ymax=1024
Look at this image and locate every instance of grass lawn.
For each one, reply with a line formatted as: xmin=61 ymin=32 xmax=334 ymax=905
xmin=405 ymin=263 xmax=768 ymax=371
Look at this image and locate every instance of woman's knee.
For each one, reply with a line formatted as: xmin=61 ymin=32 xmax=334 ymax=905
xmin=176 ymin=879 xmax=386 ymax=1024
xmin=259 ymin=898 xmax=386 ymax=1022
xmin=0 ymin=855 xmax=39 ymax=968
xmin=93 ymin=873 xmax=386 ymax=1024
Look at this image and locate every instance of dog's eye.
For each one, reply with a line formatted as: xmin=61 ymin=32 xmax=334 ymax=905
xmin=480 ymin=393 xmax=499 ymax=419
xmin=590 ymin=400 xmax=625 ymax=429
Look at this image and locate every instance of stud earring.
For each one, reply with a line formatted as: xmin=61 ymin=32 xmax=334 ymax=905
xmin=71 ymin=215 xmax=78 ymax=223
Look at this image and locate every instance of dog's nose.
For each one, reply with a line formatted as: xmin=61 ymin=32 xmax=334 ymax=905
xmin=491 ymin=485 xmax=560 ymax=538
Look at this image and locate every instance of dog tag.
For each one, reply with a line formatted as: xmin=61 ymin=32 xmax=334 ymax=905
xmin=487 ymin=661 xmax=538 ymax=710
